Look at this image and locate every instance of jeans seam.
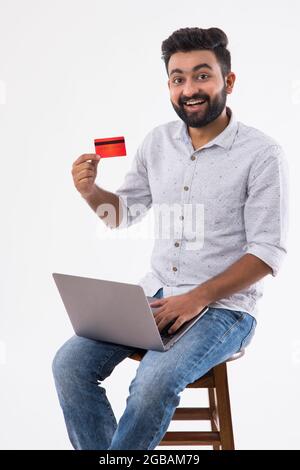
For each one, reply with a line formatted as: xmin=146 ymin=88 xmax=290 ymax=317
xmin=239 ymin=316 xmax=256 ymax=349
xmin=218 ymin=312 xmax=245 ymax=344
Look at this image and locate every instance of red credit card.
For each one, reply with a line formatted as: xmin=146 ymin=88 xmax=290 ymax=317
xmin=94 ymin=136 xmax=127 ymax=158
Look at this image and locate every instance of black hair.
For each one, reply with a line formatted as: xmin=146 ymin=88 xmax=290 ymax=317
xmin=161 ymin=27 xmax=231 ymax=79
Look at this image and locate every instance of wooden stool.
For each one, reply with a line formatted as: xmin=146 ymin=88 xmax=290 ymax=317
xmin=129 ymin=348 xmax=245 ymax=450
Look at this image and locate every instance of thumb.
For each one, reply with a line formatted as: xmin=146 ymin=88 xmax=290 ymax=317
xmin=93 ymin=155 xmax=101 ymax=165
xmin=149 ymin=299 xmax=165 ymax=306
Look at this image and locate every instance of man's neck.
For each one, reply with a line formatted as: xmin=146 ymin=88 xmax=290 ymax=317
xmin=188 ymin=107 xmax=230 ymax=150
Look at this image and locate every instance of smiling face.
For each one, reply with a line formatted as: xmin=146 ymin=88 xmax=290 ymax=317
xmin=168 ymin=49 xmax=234 ymax=128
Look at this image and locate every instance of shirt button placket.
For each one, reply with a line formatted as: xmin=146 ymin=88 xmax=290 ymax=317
xmin=173 ymin=238 xmax=180 ymax=273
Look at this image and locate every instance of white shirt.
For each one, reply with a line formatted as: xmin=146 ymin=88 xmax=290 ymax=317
xmin=114 ymin=107 xmax=289 ymax=318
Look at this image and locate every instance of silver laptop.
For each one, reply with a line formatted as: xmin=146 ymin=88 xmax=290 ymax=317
xmin=52 ymin=273 xmax=209 ymax=352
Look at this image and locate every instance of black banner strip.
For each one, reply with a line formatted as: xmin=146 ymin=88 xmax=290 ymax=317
xmin=95 ymin=139 xmax=125 ymax=146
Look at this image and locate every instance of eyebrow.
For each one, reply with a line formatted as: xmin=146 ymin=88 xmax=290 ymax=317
xmin=169 ymin=63 xmax=213 ymax=76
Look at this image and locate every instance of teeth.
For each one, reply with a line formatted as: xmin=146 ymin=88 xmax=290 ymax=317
xmin=185 ymin=99 xmax=205 ymax=105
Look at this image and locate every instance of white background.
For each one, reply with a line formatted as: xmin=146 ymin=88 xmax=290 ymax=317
xmin=0 ymin=0 xmax=299 ymax=450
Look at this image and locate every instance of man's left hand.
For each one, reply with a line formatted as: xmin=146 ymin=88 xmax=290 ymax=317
xmin=149 ymin=292 xmax=207 ymax=335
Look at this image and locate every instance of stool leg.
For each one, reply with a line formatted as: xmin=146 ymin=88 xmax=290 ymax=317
xmin=208 ymin=388 xmax=220 ymax=450
xmin=213 ymin=363 xmax=235 ymax=450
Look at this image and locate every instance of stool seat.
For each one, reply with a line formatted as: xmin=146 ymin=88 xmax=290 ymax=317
xmin=129 ymin=348 xmax=245 ymax=449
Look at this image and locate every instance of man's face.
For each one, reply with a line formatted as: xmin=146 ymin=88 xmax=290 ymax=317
xmin=168 ymin=50 xmax=229 ymax=128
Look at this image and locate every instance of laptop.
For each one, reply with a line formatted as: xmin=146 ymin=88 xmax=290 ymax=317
xmin=52 ymin=273 xmax=209 ymax=352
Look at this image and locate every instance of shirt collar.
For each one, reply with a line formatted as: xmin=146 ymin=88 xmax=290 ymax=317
xmin=173 ymin=106 xmax=238 ymax=151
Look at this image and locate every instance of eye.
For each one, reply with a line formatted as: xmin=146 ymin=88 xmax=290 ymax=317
xmin=197 ymin=73 xmax=209 ymax=80
xmin=172 ymin=73 xmax=209 ymax=84
xmin=173 ymin=77 xmax=182 ymax=84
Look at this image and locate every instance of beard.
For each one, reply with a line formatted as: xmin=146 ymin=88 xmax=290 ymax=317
xmin=170 ymin=84 xmax=227 ymax=128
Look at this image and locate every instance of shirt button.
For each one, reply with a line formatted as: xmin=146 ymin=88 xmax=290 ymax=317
xmin=172 ymin=266 xmax=178 ymax=272
xmin=179 ymin=215 xmax=184 ymax=220
xmin=191 ymin=155 xmax=196 ymax=161
xmin=184 ymin=186 xmax=189 ymax=191
xmin=174 ymin=242 xmax=180 ymax=247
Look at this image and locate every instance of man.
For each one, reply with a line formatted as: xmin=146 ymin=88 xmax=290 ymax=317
xmin=52 ymin=27 xmax=289 ymax=450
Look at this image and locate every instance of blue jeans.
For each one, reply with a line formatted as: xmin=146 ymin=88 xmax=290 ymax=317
xmin=52 ymin=288 xmax=256 ymax=450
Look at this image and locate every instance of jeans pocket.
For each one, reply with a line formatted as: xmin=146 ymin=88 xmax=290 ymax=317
xmin=240 ymin=316 xmax=257 ymax=350
xmin=213 ymin=309 xmax=246 ymax=344
xmin=229 ymin=309 xmax=245 ymax=321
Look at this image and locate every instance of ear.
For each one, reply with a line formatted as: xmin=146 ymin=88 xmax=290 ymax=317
xmin=225 ymin=72 xmax=236 ymax=94
xmin=167 ymin=79 xmax=170 ymax=90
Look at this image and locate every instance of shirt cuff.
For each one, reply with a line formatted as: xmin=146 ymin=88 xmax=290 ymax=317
xmin=245 ymin=242 xmax=287 ymax=277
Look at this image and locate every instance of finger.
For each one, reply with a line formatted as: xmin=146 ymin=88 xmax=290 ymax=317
xmin=154 ymin=310 xmax=171 ymax=329
xmin=156 ymin=318 xmax=169 ymax=332
xmin=73 ymin=154 xmax=101 ymax=167
xmin=168 ymin=318 xmax=185 ymax=334
xmin=157 ymin=317 xmax=175 ymax=333
xmin=149 ymin=299 xmax=166 ymax=307
xmin=153 ymin=314 xmax=161 ymax=326
xmin=76 ymin=169 xmax=95 ymax=180
xmin=157 ymin=321 xmax=165 ymax=333
xmin=75 ymin=162 xmax=96 ymax=172
xmin=77 ymin=176 xmax=94 ymax=184
xmin=74 ymin=153 xmax=100 ymax=165
xmin=72 ymin=163 xmax=96 ymax=178
xmin=152 ymin=306 xmax=167 ymax=316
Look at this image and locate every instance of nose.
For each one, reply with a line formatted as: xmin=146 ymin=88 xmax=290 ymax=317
xmin=181 ymin=78 xmax=201 ymax=100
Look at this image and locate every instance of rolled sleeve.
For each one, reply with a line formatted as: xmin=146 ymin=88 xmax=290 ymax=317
xmin=244 ymin=144 xmax=289 ymax=276
xmin=114 ymin=137 xmax=152 ymax=229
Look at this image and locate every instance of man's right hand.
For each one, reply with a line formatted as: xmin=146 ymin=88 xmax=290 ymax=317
xmin=71 ymin=153 xmax=101 ymax=198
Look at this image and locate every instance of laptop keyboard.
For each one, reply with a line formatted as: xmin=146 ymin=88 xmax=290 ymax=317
xmin=160 ymin=325 xmax=175 ymax=344
xmin=161 ymin=334 xmax=174 ymax=345
xmin=160 ymin=320 xmax=186 ymax=344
